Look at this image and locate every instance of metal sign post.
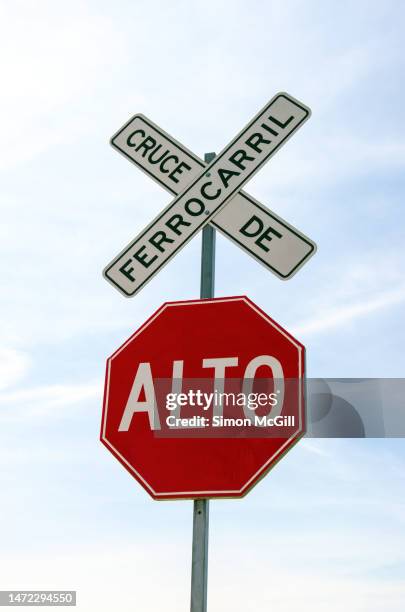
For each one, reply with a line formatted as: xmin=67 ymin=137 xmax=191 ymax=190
xmin=190 ymin=152 xmax=216 ymax=612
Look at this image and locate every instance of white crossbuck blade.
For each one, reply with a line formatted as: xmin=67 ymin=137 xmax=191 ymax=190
xmin=104 ymin=92 xmax=316 ymax=297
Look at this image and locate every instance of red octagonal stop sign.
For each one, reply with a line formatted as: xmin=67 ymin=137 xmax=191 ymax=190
xmin=101 ymin=296 xmax=305 ymax=499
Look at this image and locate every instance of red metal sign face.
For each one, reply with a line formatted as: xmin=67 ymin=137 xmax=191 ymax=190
xmin=101 ymin=296 xmax=305 ymax=500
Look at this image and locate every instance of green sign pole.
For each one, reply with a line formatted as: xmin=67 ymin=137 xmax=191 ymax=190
xmin=190 ymin=152 xmax=216 ymax=612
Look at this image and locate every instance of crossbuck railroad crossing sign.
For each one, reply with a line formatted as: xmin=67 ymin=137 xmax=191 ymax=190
xmin=104 ymin=92 xmax=316 ymax=297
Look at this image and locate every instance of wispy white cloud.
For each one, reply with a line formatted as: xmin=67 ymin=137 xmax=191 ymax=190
xmin=300 ymin=439 xmax=332 ymax=457
xmin=0 ymin=380 xmax=101 ymax=422
xmin=0 ymin=348 xmax=31 ymax=390
xmin=291 ymin=286 xmax=405 ymax=337
xmin=0 ymin=1 xmax=126 ymax=169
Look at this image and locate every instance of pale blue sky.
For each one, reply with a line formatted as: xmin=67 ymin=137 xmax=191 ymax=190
xmin=0 ymin=1 xmax=404 ymax=610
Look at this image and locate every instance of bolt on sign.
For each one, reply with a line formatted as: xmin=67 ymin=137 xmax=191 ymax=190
xmin=101 ymin=297 xmax=305 ymax=500
xmin=104 ymin=92 xmax=316 ymax=297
